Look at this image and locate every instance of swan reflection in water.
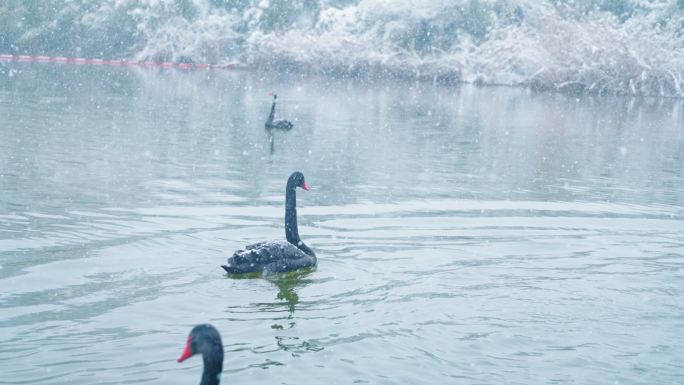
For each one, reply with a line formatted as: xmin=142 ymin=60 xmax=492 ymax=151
xmin=269 ymin=269 xmax=324 ymax=355
xmin=272 ymin=268 xmax=314 ymax=317
xmin=223 ymin=268 xmax=323 ymax=355
xmin=266 ymin=129 xmax=275 ymax=155
xmin=224 ymin=268 xmax=314 ymax=322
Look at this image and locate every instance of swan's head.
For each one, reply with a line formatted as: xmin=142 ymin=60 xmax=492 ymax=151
xmin=177 ymin=324 xmax=223 ymax=363
xmin=268 ymin=91 xmax=278 ymax=99
xmin=289 ymin=171 xmax=309 ymax=191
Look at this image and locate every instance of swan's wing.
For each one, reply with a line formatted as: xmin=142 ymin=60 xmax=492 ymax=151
xmin=264 ymin=240 xmax=309 ymax=259
xmin=244 ymin=241 xmax=270 ymax=250
xmin=273 ymin=119 xmax=293 ymax=130
xmin=240 ymin=240 xmax=303 ymax=257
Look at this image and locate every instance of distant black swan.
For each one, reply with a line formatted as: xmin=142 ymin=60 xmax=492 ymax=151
xmin=222 ymin=172 xmax=316 ymax=274
xmin=177 ymin=324 xmax=224 ymax=385
xmin=264 ymin=92 xmax=293 ymax=130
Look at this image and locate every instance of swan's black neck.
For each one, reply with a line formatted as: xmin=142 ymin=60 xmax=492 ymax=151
xmin=266 ymin=97 xmax=276 ymax=126
xmin=284 ymin=173 xmax=315 ymax=257
xmin=199 ymin=345 xmax=223 ymax=385
xmin=285 ymin=180 xmax=300 ymax=245
xmin=285 ymin=172 xmax=316 ymax=257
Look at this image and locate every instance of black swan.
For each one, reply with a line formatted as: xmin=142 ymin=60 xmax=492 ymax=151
xmin=222 ymin=171 xmax=316 ymax=274
xmin=264 ymin=92 xmax=294 ymax=130
xmin=177 ymin=324 xmax=224 ymax=385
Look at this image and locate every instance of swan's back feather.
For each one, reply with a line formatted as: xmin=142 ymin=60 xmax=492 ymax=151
xmin=265 ymin=119 xmax=293 ymax=130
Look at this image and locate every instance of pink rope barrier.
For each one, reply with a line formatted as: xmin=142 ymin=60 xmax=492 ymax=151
xmin=0 ymin=54 xmax=237 ymax=70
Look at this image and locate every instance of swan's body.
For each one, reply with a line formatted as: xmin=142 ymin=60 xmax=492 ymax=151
xmin=265 ymin=93 xmax=293 ymax=130
xmin=226 ymin=240 xmax=315 ymax=273
xmin=222 ymin=172 xmax=316 ymax=274
xmin=177 ymin=324 xmax=224 ymax=385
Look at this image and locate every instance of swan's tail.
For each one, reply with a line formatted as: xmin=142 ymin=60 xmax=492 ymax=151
xmin=221 ymin=249 xmax=260 ymax=273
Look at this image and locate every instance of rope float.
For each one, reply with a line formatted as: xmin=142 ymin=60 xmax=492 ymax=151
xmin=0 ymin=54 xmax=237 ymax=70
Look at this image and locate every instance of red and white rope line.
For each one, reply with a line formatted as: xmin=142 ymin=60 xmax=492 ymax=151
xmin=0 ymin=54 xmax=237 ymax=70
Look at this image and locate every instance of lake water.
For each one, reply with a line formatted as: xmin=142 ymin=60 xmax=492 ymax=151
xmin=1 ymin=64 xmax=683 ymax=384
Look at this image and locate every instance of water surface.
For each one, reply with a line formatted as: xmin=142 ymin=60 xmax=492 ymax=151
xmin=1 ymin=64 xmax=683 ymax=384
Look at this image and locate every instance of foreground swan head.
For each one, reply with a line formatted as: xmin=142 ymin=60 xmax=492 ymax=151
xmin=178 ymin=324 xmax=224 ymax=385
xmin=287 ymin=171 xmax=309 ymax=191
xmin=222 ymin=171 xmax=316 ymax=274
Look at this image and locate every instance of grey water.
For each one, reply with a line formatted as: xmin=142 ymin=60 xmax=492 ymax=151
xmin=1 ymin=64 xmax=683 ymax=384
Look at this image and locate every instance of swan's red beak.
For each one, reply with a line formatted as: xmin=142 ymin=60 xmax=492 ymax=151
xmin=301 ymin=182 xmax=310 ymax=191
xmin=177 ymin=336 xmax=193 ymax=363
xmin=267 ymin=91 xmax=274 ymax=96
